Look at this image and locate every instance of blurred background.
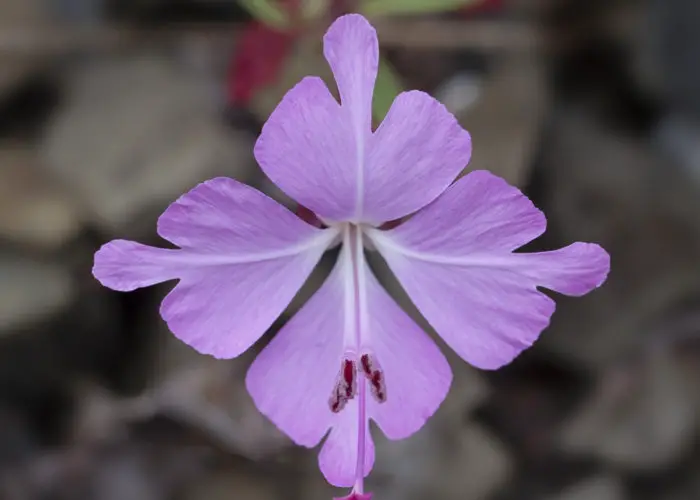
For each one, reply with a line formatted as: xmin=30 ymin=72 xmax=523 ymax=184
xmin=0 ymin=0 xmax=699 ymax=499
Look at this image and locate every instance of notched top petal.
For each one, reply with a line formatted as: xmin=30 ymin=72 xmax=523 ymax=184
xmin=255 ymin=14 xmax=472 ymax=225
xmin=323 ymin=13 xmax=378 ymax=143
xmin=247 ymin=226 xmax=450 ymax=488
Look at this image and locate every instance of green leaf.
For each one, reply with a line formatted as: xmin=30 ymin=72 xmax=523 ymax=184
xmin=238 ymin=0 xmax=289 ymax=29
xmin=360 ymin=0 xmax=480 ymax=16
xmin=372 ymin=57 xmax=403 ymax=122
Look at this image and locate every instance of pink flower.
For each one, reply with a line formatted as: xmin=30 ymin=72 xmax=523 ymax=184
xmin=93 ymin=14 xmax=609 ymax=498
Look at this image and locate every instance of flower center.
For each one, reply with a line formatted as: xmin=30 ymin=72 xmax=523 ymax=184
xmin=329 ymin=352 xmax=387 ymax=413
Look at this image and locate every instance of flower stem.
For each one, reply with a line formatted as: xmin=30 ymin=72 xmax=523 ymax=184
xmin=349 ymin=224 xmax=367 ymax=494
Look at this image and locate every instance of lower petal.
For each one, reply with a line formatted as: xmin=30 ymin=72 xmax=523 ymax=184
xmin=246 ymin=236 xmax=374 ymax=486
xmin=245 ymin=259 xmax=346 ymax=448
xmin=319 ymin=403 xmax=375 ymax=488
xmin=363 ymin=266 xmax=452 ymax=440
xmin=247 ymin=251 xmax=376 ymax=488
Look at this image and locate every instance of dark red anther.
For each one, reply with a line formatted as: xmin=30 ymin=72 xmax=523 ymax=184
xmin=329 ymin=354 xmax=388 ymax=412
xmin=360 ymin=354 xmax=372 ymax=375
xmin=343 ymin=359 xmax=355 ymax=397
xmin=360 ymin=354 xmax=387 ymax=404
xmin=329 ymin=358 xmax=357 ymax=413
xmin=330 ymin=394 xmax=341 ymax=413
xmin=330 ymin=385 xmax=347 ymax=413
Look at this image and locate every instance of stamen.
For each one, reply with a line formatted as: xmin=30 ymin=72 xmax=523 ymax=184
xmin=329 ymin=358 xmax=357 ymax=413
xmin=360 ymin=354 xmax=387 ymax=403
xmin=328 ymin=352 xmax=389 ymax=412
xmin=343 ymin=359 xmax=355 ymax=397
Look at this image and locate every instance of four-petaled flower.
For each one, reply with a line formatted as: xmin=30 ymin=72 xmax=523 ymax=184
xmin=92 ymin=14 xmax=610 ymax=499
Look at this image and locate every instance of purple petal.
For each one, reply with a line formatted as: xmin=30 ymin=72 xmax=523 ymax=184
xmin=319 ymin=407 xmax=374 ymax=487
xmin=247 ymin=254 xmax=374 ymax=487
xmin=503 ymin=243 xmax=611 ymax=297
xmin=248 ymin=231 xmax=451 ymax=486
xmin=255 ymin=76 xmax=358 ymax=222
xmin=255 ymin=14 xmax=377 ymax=223
xmin=385 ymin=170 xmax=546 ymax=254
xmin=323 ymin=14 xmax=377 ymax=142
xmin=364 ymin=266 xmax=452 ymax=440
xmin=362 ymin=91 xmax=472 ymax=223
xmin=246 ymin=260 xmax=346 ymax=449
xmin=93 ymin=177 xmax=336 ymax=359
xmin=368 ymin=171 xmax=610 ymax=369
xmin=155 ymin=177 xmax=326 ymax=252
xmin=366 ymin=256 xmax=558 ymax=370
xmin=257 ymin=14 xmax=471 ymax=224
xmin=158 ymin=252 xmax=327 ymax=359
xmin=93 ymin=240 xmax=180 ymax=292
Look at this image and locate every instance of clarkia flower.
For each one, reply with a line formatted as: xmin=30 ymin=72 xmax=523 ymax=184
xmin=92 ymin=14 xmax=610 ymax=499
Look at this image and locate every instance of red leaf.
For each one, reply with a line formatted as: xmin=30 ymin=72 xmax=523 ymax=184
xmin=228 ymin=22 xmax=297 ymax=105
xmin=461 ymin=0 xmax=504 ymax=17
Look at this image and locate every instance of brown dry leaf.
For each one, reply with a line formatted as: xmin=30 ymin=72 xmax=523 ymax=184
xmin=0 ymin=1 xmax=47 ymax=96
xmin=147 ymin=331 xmax=291 ymax=460
xmin=0 ymin=144 xmax=82 ymax=250
xmin=368 ymin=420 xmax=512 ymax=500
xmin=538 ymin=109 xmax=700 ymax=369
xmin=182 ymin=469 xmax=279 ymax=500
xmin=68 ymin=328 xmax=291 ymax=462
xmin=547 ymin=475 xmax=627 ymax=500
xmin=42 ymin=54 xmax=259 ymax=238
xmin=0 ymin=253 xmax=75 ymax=333
xmin=559 ymin=349 xmax=697 ymax=471
xmin=455 ymin=55 xmax=548 ymax=187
